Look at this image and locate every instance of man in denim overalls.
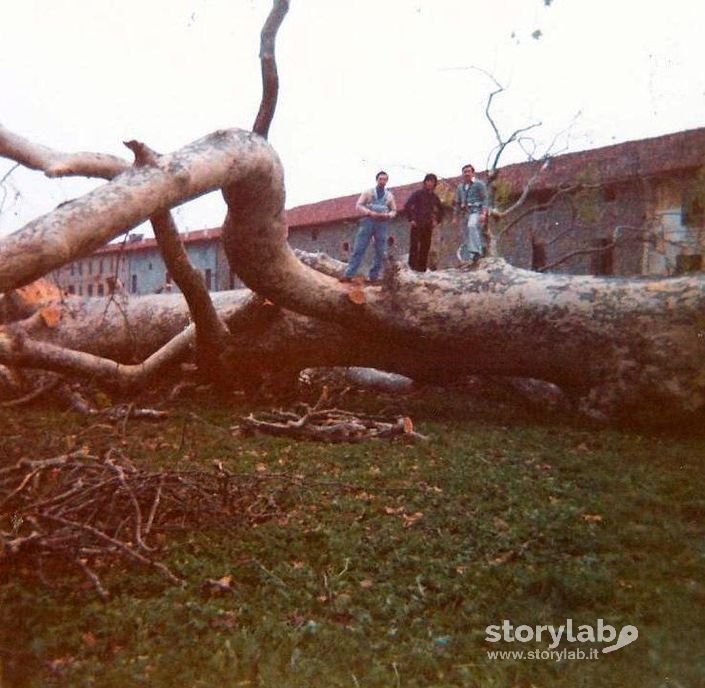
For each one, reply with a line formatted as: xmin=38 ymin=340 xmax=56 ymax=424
xmin=340 ymin=171 xmax=397 ymax=284
xmin=453 ymin=163 xmax=488 ymax=264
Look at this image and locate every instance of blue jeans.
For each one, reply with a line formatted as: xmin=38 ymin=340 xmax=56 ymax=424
xmin=345 ymin=219 xmax=388 ymax=279
xmin=457 ymin=211 xmax=483 ymax=262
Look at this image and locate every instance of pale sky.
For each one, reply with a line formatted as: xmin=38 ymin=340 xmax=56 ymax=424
xmin=1 ymin=0 xmax=704 ymax=237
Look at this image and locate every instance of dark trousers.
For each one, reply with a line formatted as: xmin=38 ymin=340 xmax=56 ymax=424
xmin=408 ymin=223 xmax=434 ymax=271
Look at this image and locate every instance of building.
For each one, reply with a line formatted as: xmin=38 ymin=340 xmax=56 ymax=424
xmin=53 ymin=127 xmax=705 ymax=296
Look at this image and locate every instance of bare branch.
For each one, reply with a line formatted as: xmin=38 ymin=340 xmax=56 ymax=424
xmin=0 ymin=324 xmax=194 ymax=390
xmin=0 ymin=375 xmax=60 ymax=408
xmin=538 ymin=225 xmax=650 ymax=273
xmin=0 ymin=163 xmax=20 ymax=212
xmin=124 ymin=140 xmax=230 ymax=376
xmin=0 ymin=128 xmax=282 ymax=292
xmin=493 ymin=158 xmax=551 ymax=221
xmin=489 ymin=122 xmax=543 ymax=174
xmin=252 ymin=0 xmax=290 ymax=138
xmin=0 ymin=123 xmax=130 ymax=179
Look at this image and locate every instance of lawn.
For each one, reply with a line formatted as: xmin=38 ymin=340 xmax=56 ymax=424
xmin=1 ymin=386 xmax=704 ymax=687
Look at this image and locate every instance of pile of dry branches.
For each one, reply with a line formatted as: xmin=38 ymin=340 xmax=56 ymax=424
xmin=236 ymin=401 xmax=428 ymax=443
xmin=0 ymin=449 xmax=290 ymax=599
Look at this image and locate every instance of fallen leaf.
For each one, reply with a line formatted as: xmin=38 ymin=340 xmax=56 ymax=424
xmin=359 ymin=579 xmax=374 ymax=588
xmin=203 ymin=574 xmax=234 ymax=594
xmin=490 ymin=550 xmax=517 ymax=566
xmin=582 ymin=513 xmax=603 ymax=523
xmin=402 ymin=511 xmax=423 ymax=527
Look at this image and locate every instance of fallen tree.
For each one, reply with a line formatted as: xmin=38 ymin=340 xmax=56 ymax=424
xmin=1 ymin=0 xmax=704 ymax=425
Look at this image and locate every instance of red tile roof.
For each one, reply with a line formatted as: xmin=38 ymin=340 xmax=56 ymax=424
xmin=97 ymin=127 xmax=705 ymax=253
xmin=286 ymin=127 xmax=705 ymax=228
xmin=493 ymin=126 xmax=705 ymax=192
xmin=97 ymin=226 xmax=222 ymax=254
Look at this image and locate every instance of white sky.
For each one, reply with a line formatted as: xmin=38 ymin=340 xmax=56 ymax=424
xmin=1 ymin=0 xmax=704 ymax=237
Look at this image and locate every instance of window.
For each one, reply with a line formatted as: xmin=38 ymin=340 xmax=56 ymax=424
xmin=205 ymin=268 xmax=212 ymax=291
xmin=387 ymin=236 xmax=395 ymax=247
xmin=148 ymin=262 xmax=153 ymax=270
xmin=70 ymin=264 xmax=75 ymax=276
xmin=342 ymin=241 xmax=350 ymax=253
xmin=99 ymin=259 xmax=104 ymax=274
xmin=67 ymin=285 xmax=75 ymax=294
xmin=311 ymin=228 xmax=319 ymax=241
xmin=87 ymin=284 xmax=94 ymax=296
xmin=88 ymin=261 xmax=93 ymax=275
xmin=682 ymin=193 xmax=705 ymax=227
xmin=675 ymin=254 xmax=703 ymax=274
xmin=97 ymin=283 xmax=104 ymax=297
xmin=533 ymin=189 xmax=554 ymax=205
xmin=131 ymin=274 xmax=138 ymax=294
xmin=602 ymin=185 xmax=617 ymax=202
xmin=78 ymin=286 xmax=83 ymax=296
xmin=682 ymin=169 xmax=705 ymax=227
xmin=590 ymin=238 xmax=614 ymax=276
xmin=531 ymin=239 xmax=547 ymax=271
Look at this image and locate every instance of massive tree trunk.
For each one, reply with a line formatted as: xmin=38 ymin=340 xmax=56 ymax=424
xmin=1 ymin=0 xmax=704 ymax=424
xmin=1 ymin=254 xmax=703 ymax=421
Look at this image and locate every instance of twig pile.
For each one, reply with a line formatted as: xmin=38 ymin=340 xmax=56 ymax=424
xmin=236 ymin=403 xmax=428 ymax=443
xmin=0 ymin=450 xmax=288 ymax=598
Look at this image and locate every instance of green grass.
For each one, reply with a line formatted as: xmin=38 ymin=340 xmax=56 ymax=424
xmin=1 ymin=387 xmax=704 ymax=687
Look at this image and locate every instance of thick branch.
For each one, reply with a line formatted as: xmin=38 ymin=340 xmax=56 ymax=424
xmin=124 ymin=140 xmax=230 ymax=375
xmin=0 ymin=128 xmax=280 ymax=292
xmin=0 ymin=123 xmax=130 ymax=179
xmin=252 ymin=0 xmax=290 ymax=138
xmin=0 ymin=325 xmax=193 ymax=389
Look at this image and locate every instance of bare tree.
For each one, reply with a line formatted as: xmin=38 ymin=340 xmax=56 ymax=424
xmin=0 ymin=1 xmax=704 ymax=424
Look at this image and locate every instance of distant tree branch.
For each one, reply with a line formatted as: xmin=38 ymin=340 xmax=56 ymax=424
xmin=0 ymin=163 xmax=19 ymax=213
xmin=252 ymin=0 xmax=290 ymax=138
xmin=475 ymin=69 xmax=542 ymax=175
xmin=538 ymin=225 xmax=651 ymax=273
xmin=493 ymin=159 xmax=551 ymax=221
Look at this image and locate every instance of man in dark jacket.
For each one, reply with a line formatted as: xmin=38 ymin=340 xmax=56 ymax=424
xmin=404 ymin=173 xmax=444 ymax=272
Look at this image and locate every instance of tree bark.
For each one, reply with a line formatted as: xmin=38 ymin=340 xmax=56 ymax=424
xmin=0 ymin=128 xmax=281 ymax=291
xmin=2 ymin=256 xmax=704 ymax=422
